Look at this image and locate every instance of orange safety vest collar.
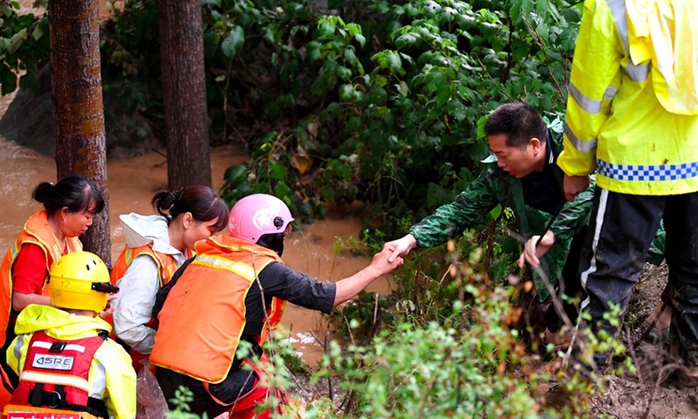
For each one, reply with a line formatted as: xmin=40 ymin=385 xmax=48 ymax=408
xmin=150 ymin=235 xmax=286 ymax=384
xmin=108 ymin=244 xmax=190 ymax=340
xmin=110 ymin=244 xmax=189 ymax=288
xmin=0 ymin=211 xmax=82 ymax=347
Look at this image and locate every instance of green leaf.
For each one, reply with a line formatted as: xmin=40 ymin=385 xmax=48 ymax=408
xmin=221 ymin=26 xmax=245 ymax=59
xmin=31 ymin=22 xmax=43 ymax=41
xmin=436 ymin=82 xmax=451 ymax=107
xmin=490 ymin=204 xmax=502 ymax=220
xmin=0 ymin=66 xmax=17 ymax=95
xmin=477 ymin=113 xmax=491 ymax=140
xmin=339 ymin=84 xmax=358 ymax=101
xmin=521 ymin=0 xmax=534 ymax=19
xmin=446 ymin=99 xmax=466 ymax=121
xmin=273 ymin=182 xmax=293 ymax=201
xmin=8 ymin=28 xmax=26 ymax=55
xmin=224 ymin=164 xmax=247 ymax=184
xmin=318 ymin=22 xmax=335 ymax=37
xmin=269 ymin=163 xmax=288 ymax=180
xmin=325 ymin=102 xmax=340 ymax=117
xmin=336 ymin=66 xmax=352 ymax=81
xmin=354 ymin=33 xmax=366 ymax=48
xmin=395 ymin=32 xmax=419 ymax=49
xmin=396 ymin=80 xmax=409 ymax=96
xmin=307 ymin=41 xmax=321 ymax=62
xmin=536 ymin=0 xmax=549 ymax=19
xmin=343 ymin=47 xmax=357 ymax=66
xmin=373 ymin=50 xmax=402 ymax=74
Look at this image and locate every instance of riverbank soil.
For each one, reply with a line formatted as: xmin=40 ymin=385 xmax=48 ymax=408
xmin=554 ymin=263 xmax=698 ymax=418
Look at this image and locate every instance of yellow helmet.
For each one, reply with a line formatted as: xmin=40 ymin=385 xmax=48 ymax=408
xmin=48 ymin=251 xmax=117 ymax=313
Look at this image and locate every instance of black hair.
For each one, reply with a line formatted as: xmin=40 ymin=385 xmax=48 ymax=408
xmin=484 ymin=103 xmax=547 ymax=149
xmin=32 ymin=176 xmax=105 ymax=216
xmin=151 ymin=185 xmax=229 ymax=232
xmin=257 ymin=233 xmax=285 ymax=257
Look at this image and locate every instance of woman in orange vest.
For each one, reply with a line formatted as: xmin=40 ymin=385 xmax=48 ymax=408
xmin=0 ymin=176 xmax=105 ymax=406
xmin=150 ymin=194 xmax=403 ymax=418
xmin=110 ymin=186 xmax=228 ymax=368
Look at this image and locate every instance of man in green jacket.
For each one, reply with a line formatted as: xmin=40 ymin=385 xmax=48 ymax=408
xmin=386 ymin=102 xmax=664 ymax=336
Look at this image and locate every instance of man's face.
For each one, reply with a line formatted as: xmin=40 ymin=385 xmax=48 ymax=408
xmin=488 ymin=133 xmax=544 ymax=179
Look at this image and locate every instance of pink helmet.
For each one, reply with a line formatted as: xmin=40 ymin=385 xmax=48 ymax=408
xmin=228 ymin=194 xmax=294 ymax=243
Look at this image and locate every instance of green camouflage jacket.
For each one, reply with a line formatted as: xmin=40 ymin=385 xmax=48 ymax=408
xmin=409 ymin=116 xmax=664 ymax=301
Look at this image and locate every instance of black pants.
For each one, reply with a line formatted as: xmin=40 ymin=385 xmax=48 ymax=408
xmin=156 ymin=363 xmax=257 ymax=417
xmin=544 ymin=225 xmax=588 ymax=332
xmin=578 ymin=188 xmax=698 ymax=365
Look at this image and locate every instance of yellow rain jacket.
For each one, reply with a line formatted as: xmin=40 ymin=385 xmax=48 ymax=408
xmin=5 ymin=305 xmax=136 ymax=419
xmin=558 ymin=0 xmax=698 ymax=195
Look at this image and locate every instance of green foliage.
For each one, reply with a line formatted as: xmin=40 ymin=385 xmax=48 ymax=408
xmin=213 ymin=0 xmax=581 ymax=231
xmin=0 ymin=2 xmax=49 ymax=95
xmin=166 ymin=387 xmax=210 ymax=419
xmin=0 ymin=0 xmax=582 ymax=230
xmin=306 ymin=241 xmax=603 ymax=418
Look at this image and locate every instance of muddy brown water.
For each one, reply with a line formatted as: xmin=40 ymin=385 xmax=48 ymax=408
xmin=0 ymin=92 xmax=391 ymax=368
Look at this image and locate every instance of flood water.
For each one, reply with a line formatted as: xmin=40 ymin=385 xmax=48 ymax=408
xmin=0 ymin=124 xmax=391 ymax=366
xmin=0 ymin=7 xmax=393 ymax=363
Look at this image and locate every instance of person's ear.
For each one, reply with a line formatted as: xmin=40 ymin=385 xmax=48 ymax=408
xmin=529 ymin=137 xmax=542 ymax=155
xmin=60 ymin=207 xmax=70 ymax=221
xmin=182 ymin=212 xmax=193 ymax=228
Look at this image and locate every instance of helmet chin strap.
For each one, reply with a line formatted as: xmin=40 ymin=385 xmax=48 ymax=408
xmin=256 ymin=233 xmax=285 ymax=257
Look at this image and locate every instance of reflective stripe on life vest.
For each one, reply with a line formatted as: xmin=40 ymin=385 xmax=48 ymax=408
xmin=150 ymin=235 xmax=286 ymax=384
xmin=0 ymin=211 xmax=81 ymax=347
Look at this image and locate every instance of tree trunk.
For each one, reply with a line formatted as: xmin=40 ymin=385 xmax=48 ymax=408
xmin=50 ymin=0 xmax=111 ymax=264
xmin=159 ymin=0 xmax=212 ymax=189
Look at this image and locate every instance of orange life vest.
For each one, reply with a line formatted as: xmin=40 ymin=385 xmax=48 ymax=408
xmin=0 ymin=211 xmax=82 ymax=347
xmin=110 ymin=245 xmax=189 ymax=289
xmin=150 ymin=235 xmax=286 ymax=384
xmin=11 ymin=331 xmax=107 ymax=416
xmin=109 ymin=242 xmax=190 ymax=368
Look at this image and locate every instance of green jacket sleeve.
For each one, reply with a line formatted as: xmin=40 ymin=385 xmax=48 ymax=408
xmin=409 ymin=169 xmax=502 ymax=248
xmin=548 ymin=177 xmax=595 ymax=244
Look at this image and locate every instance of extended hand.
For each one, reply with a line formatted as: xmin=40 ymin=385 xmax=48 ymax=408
xmin=372 ymin=245 xmax=405 ymax=275
xmin=563 ymin=174 xmax=590 ymax=202
xmin=384 ymin=234 xmax=417 ymax=263
xmin=518 ymin=230 xmax=555 ymax=268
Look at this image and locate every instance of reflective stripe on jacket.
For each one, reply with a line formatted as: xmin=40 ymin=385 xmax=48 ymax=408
xmin=558 ymin=0 xmax=698 ymax=195
xmin=0 ymin=211 xmax=82 ymax=347
xmin=6 ymin=305 xmax=136 ymax=419
xmin=150 ymin=235 xmax=286 ymax=384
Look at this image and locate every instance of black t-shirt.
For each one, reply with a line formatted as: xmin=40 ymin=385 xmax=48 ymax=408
xmin=153 ymin=258 xmax=337 ymax=336
xmin=520 ymin=131 xmax=566 ymax=214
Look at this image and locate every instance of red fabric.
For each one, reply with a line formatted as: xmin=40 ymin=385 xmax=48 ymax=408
xmin=227 ymin=355 xmax=286 ymax=419
xmin=12 ymin=244 xmax=48 ymax=295
xmin=11 ymin=331 xmax=105 ymax=407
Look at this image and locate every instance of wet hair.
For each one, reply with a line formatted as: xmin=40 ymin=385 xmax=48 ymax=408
xmin=32 ymin=176 xmax=105 ymax=216
xmin=257 ymin=233 xmax=285 ymax=257
xmin=151 ymin=185 xmax=229 ymax=232
xmin=484 ymin=103 xmax=547 ymax=149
